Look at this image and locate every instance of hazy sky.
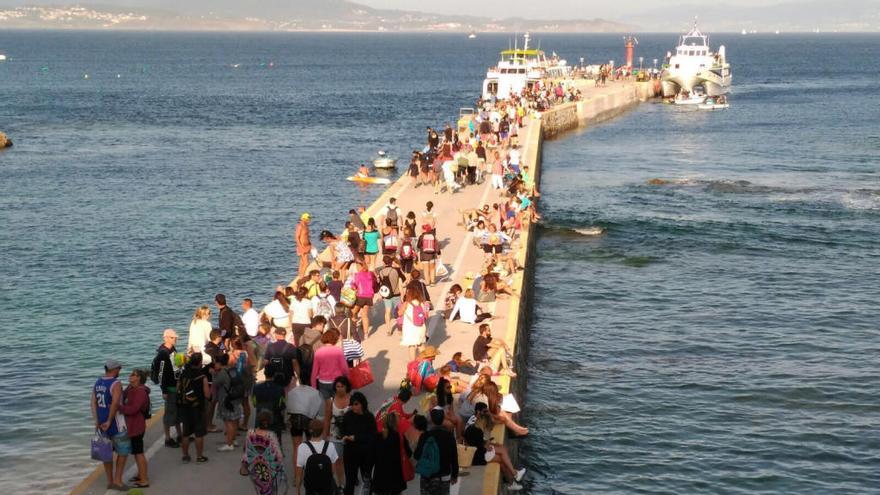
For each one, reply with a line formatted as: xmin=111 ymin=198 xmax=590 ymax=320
xmin=355 ymin=0 xmax=775 ymax=20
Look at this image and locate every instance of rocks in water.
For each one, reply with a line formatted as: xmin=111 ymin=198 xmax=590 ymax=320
xmin=0 ymin=131 xmax=12 ymax=148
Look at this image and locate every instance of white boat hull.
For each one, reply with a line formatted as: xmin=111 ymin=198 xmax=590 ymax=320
xmin=662 ymin=67 xmax=731 ymax=97
xmin=373 ymin=158 xmax=397 ymax=169
xmin=698 ymin=103 xmax=730 ymax=110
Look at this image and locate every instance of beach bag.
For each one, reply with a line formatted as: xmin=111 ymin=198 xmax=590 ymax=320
xmin=406 ymin=360 xmax=423 ymax=394
xmin=340 ymin=287 xmax=357 ymax=307
xmin=304 ymin=441 xmax=336 ymax=495
xmin=415 ymin=435 xmax=441 ymax=477
xmin=349 ymin=360 xmax=374 ymax=389
xmin=90 ymin=430 xmax=113 ymax=463
xmin=342 ymin=338 xmax=365 ymax=362
xmin=435 ymin=257 xmax=449 ymax=278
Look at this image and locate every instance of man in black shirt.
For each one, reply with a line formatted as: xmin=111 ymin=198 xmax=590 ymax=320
xmin=472 ymin=323 xmax=513 ymax=376
xmin=414 ymin=408 xmax=459 ymax=495
xmin=152 ymin=328 xmax=181 ymax=447
xmin=263 ymin=328 xmax=300 ymax=388
xmin=215 ymin=293 xmax=235 ymax=342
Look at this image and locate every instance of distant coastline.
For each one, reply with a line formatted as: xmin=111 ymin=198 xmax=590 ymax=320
xmin=0 ymin=4 xmax=635 ymax=32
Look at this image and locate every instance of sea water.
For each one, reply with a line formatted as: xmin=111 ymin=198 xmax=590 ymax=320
xmin=0 ymin=31 xmax=877 ymax=494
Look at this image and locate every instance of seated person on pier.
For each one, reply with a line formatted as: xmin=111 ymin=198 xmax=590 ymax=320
xmin=472 ymin=324 xmax=515 ymax=377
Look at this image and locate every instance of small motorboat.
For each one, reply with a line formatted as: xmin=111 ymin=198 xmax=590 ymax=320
xmin=698 ymin=95 xmax=730 ymax=110
xmin=468 ymin=32 xmax=477 ymax=39
xmin=0 ymin=54 xmax=6 ymax=62
xmin=372 ymin=150 xmax=397 ymax=169
xmin=347 ymin=176 xmax=392 ymax=185
xmin=673 ymin=91 xmax=706 ymax=105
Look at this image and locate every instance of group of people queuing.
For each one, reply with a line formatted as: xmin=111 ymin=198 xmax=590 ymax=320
xmin=91 ymin=89 xmax=544 ymax=494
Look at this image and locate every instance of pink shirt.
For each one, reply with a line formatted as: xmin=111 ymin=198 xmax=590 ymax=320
xmin=352 ymin=271 xmax=376 ymax=298
xmin=311 ymin=345 xmax=350 ymax=387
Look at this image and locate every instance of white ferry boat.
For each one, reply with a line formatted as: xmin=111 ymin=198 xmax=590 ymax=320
xmin=661 ymin=20 xmax=731 ymax=97
xmin=481 ymin=33 xmax=571 ymax=100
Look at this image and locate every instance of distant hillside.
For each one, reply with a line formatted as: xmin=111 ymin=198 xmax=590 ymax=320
xmin=631 ymin=0 xmax=880 ymax=32
xmin=0 ymin=0 xmax=635 ymax=31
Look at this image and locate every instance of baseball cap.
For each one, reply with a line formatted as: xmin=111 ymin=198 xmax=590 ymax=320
xmin=104 ymin=359 xmax=122 ymax=371
xmin=301 ymin=213 xmax=311 ymax=221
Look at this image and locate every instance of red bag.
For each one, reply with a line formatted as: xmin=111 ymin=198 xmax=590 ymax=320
xmin=349 ymin=360 xmax=374 ymax=389
xmin=422 ymin=374 xmax=439 ymax=393
xmin=406 ymin=360 xmax=422 ymax=394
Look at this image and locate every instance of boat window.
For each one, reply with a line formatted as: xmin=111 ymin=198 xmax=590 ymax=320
xmin=675 ymin=64 xmax=680 ymax=69
xmin=519 ymin=68 xmax=526 ymax=74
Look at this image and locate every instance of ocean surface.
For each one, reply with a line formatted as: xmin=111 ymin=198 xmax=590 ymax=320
xmin=0 ymin=31 xmax=877 ymax=494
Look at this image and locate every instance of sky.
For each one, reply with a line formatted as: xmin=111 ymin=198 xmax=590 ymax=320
xmin=355 ymin=0 xmax=774 ymax=20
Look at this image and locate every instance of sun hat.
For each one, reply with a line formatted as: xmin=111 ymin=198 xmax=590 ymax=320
xmin=419 ymin=345 xmax=440 ymax=359
xmin=301 ymin=213 xmax=311 ymax=221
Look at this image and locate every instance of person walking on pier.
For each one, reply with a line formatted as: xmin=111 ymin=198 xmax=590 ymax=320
xmin=296 ymin=213 xmax=313 ymax=279
xmin=414 ymin=408 xmax=459 ymax=495
xmin=418 ymin=225 xmax=439 ymax=287
xmin=341 ymin=392 xmax=377 ymax=495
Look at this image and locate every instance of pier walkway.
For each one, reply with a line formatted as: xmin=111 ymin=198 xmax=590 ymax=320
xmin=72 ymin=79 xmax=650 ymax=495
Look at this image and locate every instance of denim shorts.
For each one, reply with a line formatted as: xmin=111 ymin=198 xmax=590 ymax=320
xmin=383 ymin=296 xmax=400 ymax=310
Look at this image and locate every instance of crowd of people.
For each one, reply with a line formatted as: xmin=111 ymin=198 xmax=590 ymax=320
xmin=90 ymin=86 xmax=550 ymax=494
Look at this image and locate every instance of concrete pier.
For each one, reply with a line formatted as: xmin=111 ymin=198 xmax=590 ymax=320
xmin=71 ymin=79 xmax=652 ymax=495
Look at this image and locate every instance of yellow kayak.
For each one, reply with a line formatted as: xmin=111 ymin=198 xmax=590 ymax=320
xmin=347 ymin=176 xmax=391 ymax=185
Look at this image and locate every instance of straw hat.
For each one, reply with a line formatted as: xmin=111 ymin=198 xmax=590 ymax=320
xmin=419 ymin=345 xmax=440 ymax=359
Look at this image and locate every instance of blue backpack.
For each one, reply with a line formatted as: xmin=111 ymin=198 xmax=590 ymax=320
xmin=416 ymin=435 xmax=441 ymax=477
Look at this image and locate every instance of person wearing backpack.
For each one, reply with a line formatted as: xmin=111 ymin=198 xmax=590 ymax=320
xmin=214 ymin=353 xmax=245 ymax=452
xmin=251 ymin=373 xmax=287 ymax=457
xmin=398 ymin=227 xmax=417 ymax=274
xmin=399 ymin=285 xmax=429 ymax=361
xmin=177 ymin=352 xmax=210 ymax=463
xmin=263 ymin=327 xmax=300 ymax=388
xmin=151 ymin=328 xmax=182 ymax=448
xmin=381 ymin=197 xmax=401 ymax=230
xmin=413 ymin=408 xmax=458 ymax=495
xmin=296 ymin=419 xmax=342 ymax=495
xmin=311 ymin=283 xmax=337 ymax=321
xmin=376 ymin=256 xmax=405 ymax=336
xmin=341 ymin=392 xmax=377 ymax=495
xmin=417 ymin=225 xmax=439 ymax=286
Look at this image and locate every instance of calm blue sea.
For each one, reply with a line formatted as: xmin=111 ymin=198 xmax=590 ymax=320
xmin=0 ymin=31 xmax=877 ymax=494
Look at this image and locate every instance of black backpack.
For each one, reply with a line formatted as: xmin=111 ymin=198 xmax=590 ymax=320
xmin=224 ymin=369 xmax=245 ymax=406
xmin=265 ymin=343 xmax=293 ymax=380
xmin=150 ymin=348 xmax=168 ymax=385
xmin=177 ymin=371 xmax=204 ymax=408
xmin=142 ymin=390 xmax=153 ymax=420
xmin=304 ymin=441 xmax=336 ymax=494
